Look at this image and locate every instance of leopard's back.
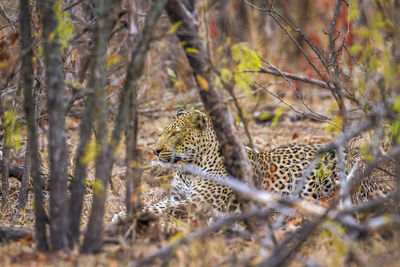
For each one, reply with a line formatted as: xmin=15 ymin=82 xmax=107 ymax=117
xmin=250 ymin=144 xmax=339 ymax=201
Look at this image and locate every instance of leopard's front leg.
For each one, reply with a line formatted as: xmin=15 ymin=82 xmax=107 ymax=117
xmin=141 ymin=198 xmax=208 ymax=219
xmin=141 ymin=176 xmax=235 ymax=218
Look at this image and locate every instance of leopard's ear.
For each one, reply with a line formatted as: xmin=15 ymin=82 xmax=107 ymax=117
xmin=176 ymin=108 xmax=186 ymax=117
xmin=186 ymin=110 xmax=206 ymax=130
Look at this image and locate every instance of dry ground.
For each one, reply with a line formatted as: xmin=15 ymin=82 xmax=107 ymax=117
xmin=1 ymin=84 xmax=399 ymax=266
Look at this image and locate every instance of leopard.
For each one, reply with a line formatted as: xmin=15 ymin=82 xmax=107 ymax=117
xmin=143 ymin=108 xmax=392 ymax=218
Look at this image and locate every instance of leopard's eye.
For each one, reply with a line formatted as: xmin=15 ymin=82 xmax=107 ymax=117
xmin=170 ymin=131 xmax=180 ymax=137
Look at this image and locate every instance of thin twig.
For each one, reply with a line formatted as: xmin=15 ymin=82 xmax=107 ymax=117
xmin=254 ymin=81 xmax=332 ymax=124
xmin=327 ymin=0 xmax=348 ymax=129
xmin=245 ymin=64 xmax=361 ymax=105
xmin=243 ymin=0 xmax=332 ymax=88
xmin=247 ymin=67 xmax=334 ymax=89
xmin=344 ymin=45 xmax=368 ymax=72
xmin=261 ymin=59 xmax=331 ymax=122
xmin=63 ymin=0 xmax=84 ymax=11
xmin=0 ymin=3 xmax=16 ymax=31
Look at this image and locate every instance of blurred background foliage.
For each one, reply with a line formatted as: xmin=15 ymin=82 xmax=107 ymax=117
xmin=0 ymin=0 xmax=400 ymax=265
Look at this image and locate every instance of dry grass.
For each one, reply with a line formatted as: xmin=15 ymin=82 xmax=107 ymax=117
xmin=1 ymin=85 xmax=399 ymax=266
xmin=1 ymin=1 xmax=399 ymax=264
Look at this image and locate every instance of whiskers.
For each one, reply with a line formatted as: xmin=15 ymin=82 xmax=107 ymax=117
xmin=157 ymin=151 xmax=196 ymax=164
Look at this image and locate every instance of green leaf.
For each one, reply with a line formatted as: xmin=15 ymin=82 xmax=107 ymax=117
xmin=355 ymin=76 xmax=366 ymax=94
xmin=349 ymin=44 xmax=363 ymax=55
xmin=215 ymin=76 xmax=223 ymax=88
xmin=383 ymin=50 xmax=396 ymax=88
xmin=272 ymin=106 xmax=285 ymax=128
xmin=234 ymin=72 xmax=252 ymax=92
xmin=106 ymin=54 xmax=121 ymax=68
xmin=220 ymin=68 xmax=232 ymax=82
xmin=2 ymin=110 xmax=21 ymax=150
xmin=66 ymin=80 xmax=84 ymax=90
xmin=360 ymin=142 xmax=374 ymax=162
xmin=92 ymin=179 xmax=105 ymax=195
xmin=81 ymin=138 xmax=97 ymax=165
xmin=368 ymin=55 xmax=379 ymax=72
xmin=167 ymin=67 xmax=176 ymax=78
xmin=168 ymin=21 xmax=182 ymax=34
xmin=231 ymin=42 xmax=261 ymax=91
xmin=196 ymin=74 xmax=209 ymax=90
xmin=359 ymin=46 xmax=372 ymax=64
xmin=349 ymin=0 xmax=359 ymax=20
xmin=371 ymin=11 xmax=385 ymax=28
xmin=371 ymin=29 xmax=384 ymax=46
xmin=231 ymin=43 xmax=261 ymax=71
xmin=168 ymin=231 xmax=186 ymax=244
xmin=235 ymin=115 xmax=241 ymax=123
xmin=393 ymin=96 xmax=400 ymax=112
xmin=325 ymin=115 xmax=343 ymax=134
xmin=389 ymin=120 xmax=400 ymax=143
xmin=185 ymin=47 xmax=199 ymax=54
xmin=257 ymin=112 xmax=272 ymax=121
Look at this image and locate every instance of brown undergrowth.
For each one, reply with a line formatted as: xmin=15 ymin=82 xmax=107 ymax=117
xmin=1 ymin=85 xmax=399 ymax=266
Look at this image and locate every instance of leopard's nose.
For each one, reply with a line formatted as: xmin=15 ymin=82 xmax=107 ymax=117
xmin=154 ymin=148 xmax=162 ymax=156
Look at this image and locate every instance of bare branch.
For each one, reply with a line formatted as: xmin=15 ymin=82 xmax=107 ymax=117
xmin=344 ymin=45 xmax=368 ymax=72
xmin=251 ymin=67 xmax=334 ymax=89
xmin=246 ymin=63 xmax=361 ymax=105
xmin=261 ymin=59 xmax=331 ymax=122
xmin=243 ymin=0 xmax=332 ymax=87
xmin=254 ymin=81 xmax=332 ymax=123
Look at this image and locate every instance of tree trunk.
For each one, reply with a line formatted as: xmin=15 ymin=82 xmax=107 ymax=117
xmin=165 ymin=0 xmax=254 ymax=184
xmin=80 ymin=0 xmax=120 ymax=253
xmin=37 ymin=0 xmax=68 ymax=250
xmin=68 ymin=0 xmax=112 ymax=247
xmin=16 ymin=149 xmax=29 ymax=211
xmin=1 ymin=142 xmax=10 ymax=210
xmin=0 ymin=83 xmax=12 ymax=211
xmin=82 ymin=0 xmax=166 ymax=253
xmin=18 ymin=60 xmax=41 ymax=211
xmin=125 ymin=82 xmax=143 ymax=219
xmin=20 ymin=0 xmax=48 ymax=251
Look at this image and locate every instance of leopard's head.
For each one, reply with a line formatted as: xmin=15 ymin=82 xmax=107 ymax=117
xmin=153 ymin=109 xmax=218 ymax=166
